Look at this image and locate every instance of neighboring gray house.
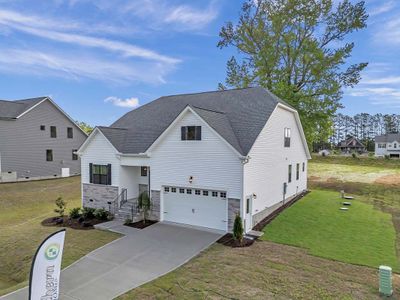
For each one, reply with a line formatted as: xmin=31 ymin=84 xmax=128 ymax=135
xmin=0 ymin=97 xmax=87 ymax=181
xmin=375 ymin=133 xmax=400 ymax=158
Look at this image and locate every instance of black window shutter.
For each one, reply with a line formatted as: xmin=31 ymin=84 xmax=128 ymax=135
xmin=196 ymin=126 xmax=201 ymax=140
xmin=107 ymin=164 xmax=112 ymax=185
xmin=89 ymin=163 xmax=93 ymax=183
xmin=181 ymin=126 xmax=186 ymax=140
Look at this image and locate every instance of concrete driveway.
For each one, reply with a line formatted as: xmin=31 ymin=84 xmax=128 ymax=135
xmin=2 ymin=222 xmax=223 ymax=300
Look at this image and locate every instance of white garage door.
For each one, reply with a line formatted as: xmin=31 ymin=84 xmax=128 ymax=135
xmin=162 ymin=186 xmax=227 ymax=231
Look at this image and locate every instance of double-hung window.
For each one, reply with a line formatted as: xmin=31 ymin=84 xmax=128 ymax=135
xmin=67 ymin=127 xmax=73 ymax=138
xmin=90 ymin=164 xmax=111 ymax=185
xmin=284 ymin=128 xmax=291 ymax=147
xmin=181 ymin=126 xmax=201 ymax=140
xmin=296 ymin=163 xmax=300 ymax=180
xmin=50 ymin=126 xmax=57 ymax=138
xmin=288 ymin=164 xmax=292 ymax=183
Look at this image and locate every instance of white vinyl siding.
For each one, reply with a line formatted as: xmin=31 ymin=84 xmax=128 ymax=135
xmin=80 ymin=131 xmax=120 ymax=187
xmin=148 ymin=110 xmax=243 ymax=199
xmin=243 ymin=106 xmax=308 ymax=215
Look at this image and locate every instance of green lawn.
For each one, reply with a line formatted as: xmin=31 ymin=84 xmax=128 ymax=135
xmin=262 ymin=189 xmax=399 ymax=271
xmin=0 ymin=177 xmax=121 ymax=296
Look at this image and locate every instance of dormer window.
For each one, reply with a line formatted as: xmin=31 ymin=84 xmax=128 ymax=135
xmin=181 ymin=126 xmax=201 ymax=140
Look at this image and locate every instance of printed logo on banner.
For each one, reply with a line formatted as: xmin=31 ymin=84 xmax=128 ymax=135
xmin=44 ymin=243 xmax=60 ymax=260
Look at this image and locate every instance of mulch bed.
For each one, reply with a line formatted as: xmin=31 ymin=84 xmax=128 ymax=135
xmin=124 ymin=220 xmax=158 ymax=229
xmin=217 ymin=233 xmax=254 ymax=248
xmin=41 ymin=216 xmax=107 ymax=230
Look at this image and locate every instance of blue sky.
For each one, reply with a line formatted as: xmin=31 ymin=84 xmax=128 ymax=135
xmin=0 ymin=0 xmax=398 ymax=126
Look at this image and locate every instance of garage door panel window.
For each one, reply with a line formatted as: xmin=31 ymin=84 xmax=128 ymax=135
xmin=164 ymin=187 xmax=170 ymax=192
xmin=212 ymin=191 xmax=218 ymax=197
xmin=203 ymin=190 xmax=209 ymax=196
xmin=171 ymin=187 xmax=176 ymax=193
xmin=179 ymin=188 xmax=185 ymax=193
xmin=187 ymin=189 xmax=192 ymax=194
xmin=220 ymin=192 xmax=226 ymax=198
xmin=195 ymin=190 xmax=201 ymax=195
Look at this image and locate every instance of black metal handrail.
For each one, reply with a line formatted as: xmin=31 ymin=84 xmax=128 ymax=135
xmin=111 ymin=188 xmax=127 ymax=214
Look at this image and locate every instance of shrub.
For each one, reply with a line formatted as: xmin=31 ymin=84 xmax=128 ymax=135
xmin=385 ymin=155 xmax=390 ymax=160
xmin=138 ymin=191 xmax=151 ymax=223
xmin=94 ymin=208 xmax=109 ymax=221
xmin=124 ymin=217 xmax=132 ymax=225
xmin=233 ymin=214 xmax=244 ymax=244
xmin=54 ymin=197 xmax=67 ymax=217
xmin=81 ymin=207 xmax=96 ymax=220
xmin=69 ymin=207 xmax=81 ymax=219
xmin=351 ymin=152 xmax=357 ymax=158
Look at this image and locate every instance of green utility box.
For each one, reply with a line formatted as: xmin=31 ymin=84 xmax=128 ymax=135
xmin=379 ymin=265 xmax=393 ymax=296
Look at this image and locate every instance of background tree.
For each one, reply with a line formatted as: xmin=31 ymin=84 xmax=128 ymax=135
xmin=76 ymin=121 xmax=94 ymax=135
xmin=218 ymin=0 xmax=368 ymax=147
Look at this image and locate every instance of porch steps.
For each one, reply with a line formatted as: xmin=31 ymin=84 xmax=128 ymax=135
xmin=114 ymin=199 xmax=140 ymax=221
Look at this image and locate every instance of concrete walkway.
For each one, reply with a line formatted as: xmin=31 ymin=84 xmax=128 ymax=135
xmin=2 ymin=222 xmax=223 ymax=300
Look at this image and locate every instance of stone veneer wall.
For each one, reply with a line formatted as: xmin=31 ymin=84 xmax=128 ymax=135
xmin=151 ymin=190 xmax=160 ymax=220
xmin=228 ymin=198 xmax=240 ymax=232
xmin=82 ymin=183 xmax=119 ymax=212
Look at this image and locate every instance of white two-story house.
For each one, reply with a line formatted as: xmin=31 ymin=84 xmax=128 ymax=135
xmin=77 ymin=87 xmax=310 ymax=233
xmin=375 ymin=133 xmax=400 ymax=158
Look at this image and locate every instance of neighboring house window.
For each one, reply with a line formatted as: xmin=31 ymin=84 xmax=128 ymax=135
xmin=220 ymin=192 xmax=226 ymax=198
xmin=302 ymin=162 xmax=305 ymax=172
xmin=67 ymin=127 xmax=73 ymax=138
xmin=288 ymin=164 xmax=292 ymax=183
xmin=296 ymin=163 xmax=300 ymax=180
xmin=141 ymin=166 xmax=148 ymax=176
xmin=89 ymin=164 xmax=111 ymax=185
xmin=40 ymin=125 xmax=45 ymax=131
xmin=203 ymin=190 xmax=209 ymax=196
xmin=72 ymin=150 xmax=78 ymax=160
xmin=181 ymin=126 xmax=201 ymax=140
xmin=50 ymin=126 xmax=57 ymax=138
xmin=46 ymin=150 xmax=53 ymax=161
xmin=284 ymin=128 xmax=291 ymax=147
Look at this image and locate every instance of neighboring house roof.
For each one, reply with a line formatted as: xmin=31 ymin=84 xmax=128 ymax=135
xmin=0 ymin=96 xmax=88 ymax=136
xmin=0 ymin=97 xmax=46 ymax=119
xmin=375 ymin=133 xmax=400 ymax=143
xmin=338 ymin=136 xmax=365 ymax=148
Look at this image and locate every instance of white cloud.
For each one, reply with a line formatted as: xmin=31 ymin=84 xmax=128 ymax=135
xmin=164 ymin=4 xmax=218 ymax=29
xmin=122 ymin=0 xmax=218 ymax=30
xmin=0 ymin=10 xmax=180 ymax=64
xmin=0 ymin=48 xmax=172 ymax=84
xmin=104 ymin=96 xmax=140 ymax=108
xmin=369 ymin=1 xmax=396 ymax=16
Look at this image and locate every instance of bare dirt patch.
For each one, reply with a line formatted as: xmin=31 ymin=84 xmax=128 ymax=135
xmin=375 ymin=174 xmax=400 ymax=186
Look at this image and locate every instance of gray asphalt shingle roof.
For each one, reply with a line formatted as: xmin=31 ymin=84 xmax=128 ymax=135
xmin=0 ymin=97 xmax=46 ymax=119
xmin=98 ymin=87 xmax=292 ymax=156
xmin=375 ymin=133 xmax=400 ymax=143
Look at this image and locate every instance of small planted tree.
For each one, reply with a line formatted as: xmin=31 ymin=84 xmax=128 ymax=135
xmin=54 ymin=197 xmax=67 ymax=217
xmin=233 ymin=213 xmax=244 ymax=245
xmin=137 ymin=191 xmax=151 ymax=224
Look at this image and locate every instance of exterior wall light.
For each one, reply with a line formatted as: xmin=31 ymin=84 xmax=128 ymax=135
xmin=252 ymin=193 xmax=257 ymax=199
xmin=189 ymin=176 xmax=193 ymax=183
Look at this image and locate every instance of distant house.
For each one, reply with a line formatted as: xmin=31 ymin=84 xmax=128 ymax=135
xmin=375 ymin=133 xmax=400 ymax=158
xmin=0 ymin=97 xmax=87 ymax=182
xmin=337 ymin=136 xmax=365 ymax=154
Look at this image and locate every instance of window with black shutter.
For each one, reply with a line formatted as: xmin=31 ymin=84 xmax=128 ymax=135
xmin=91 ymin=164 xmax=111 ymax=185
xmin=181 ymin=126 xmax=201 ymax=140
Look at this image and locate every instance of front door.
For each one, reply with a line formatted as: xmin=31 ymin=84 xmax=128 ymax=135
xmin=245 ymin=196 xmax=252 ymax=232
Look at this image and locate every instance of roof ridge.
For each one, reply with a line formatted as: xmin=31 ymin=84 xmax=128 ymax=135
xmin=160 ymin=86 xmax=258 ymax=99
xmin=98 ymin=126 xmax=128 ymax=130
xmin=191 ymin=105 xmax=225 ymax=114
